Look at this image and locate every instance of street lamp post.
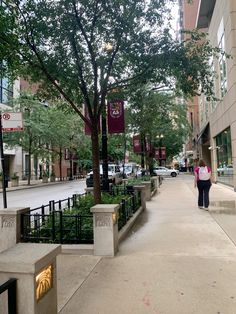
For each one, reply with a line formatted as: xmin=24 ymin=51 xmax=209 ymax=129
xmin=156 ymin=134 xmax=164 ymax=166
xmin=101 ymin=42 xmax=113 ymax=192
xmin=101 ymin=108 xmax=109 ymax=191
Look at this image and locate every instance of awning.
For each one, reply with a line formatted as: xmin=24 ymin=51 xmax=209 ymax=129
xmin=197 ymin=123 xmax=210 ymax=144
xmin=197 ymin=0 xmax=216 ymax=29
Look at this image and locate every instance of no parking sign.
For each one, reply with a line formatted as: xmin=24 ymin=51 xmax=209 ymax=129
xmin=1 ymin=112 xmax=24 ymax=132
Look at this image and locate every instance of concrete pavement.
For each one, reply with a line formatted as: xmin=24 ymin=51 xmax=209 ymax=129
xmin=58 ymin=174 xmax=236 ymax=314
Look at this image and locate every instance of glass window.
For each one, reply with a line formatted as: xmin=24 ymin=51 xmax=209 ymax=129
xmin=216 ymin=127 xmax=233 ymax=186
xmin=217 ymin=19 xmax=227 ymax=98
xmin=0 ymin=77 xmax=13 ymax=104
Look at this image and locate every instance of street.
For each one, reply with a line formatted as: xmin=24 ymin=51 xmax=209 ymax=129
xmin=0 ymin=180 xmax=86 ymax=210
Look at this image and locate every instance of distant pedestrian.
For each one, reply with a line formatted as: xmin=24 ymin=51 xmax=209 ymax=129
xmin=194 ymin=159 xmax=212 ymax=210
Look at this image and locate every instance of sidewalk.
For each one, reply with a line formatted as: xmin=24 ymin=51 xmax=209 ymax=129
xmin=58 ymin=175 xmax=236 ymax=314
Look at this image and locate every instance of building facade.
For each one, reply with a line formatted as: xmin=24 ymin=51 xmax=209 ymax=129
xmin=0 ymin=78 xmax=24 ymax=181
xmin=182 ymin=0 xmax=236 ymax=189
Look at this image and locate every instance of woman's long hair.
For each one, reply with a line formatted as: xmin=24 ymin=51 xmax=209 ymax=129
xmin=199 ymin=159 xmax=206 ymax=167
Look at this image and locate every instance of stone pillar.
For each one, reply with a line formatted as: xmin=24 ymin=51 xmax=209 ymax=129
xmin=0 ymin=243 xmax=61 ymax=314
xmin=133 ymin=185 xmax=146 ymax=210
xmin=0 ymin=207 xmax=30 ymax=253
xmin=141 ymin=181 xmax=151 ymax=201
xmin=90 ymin=204 xmax=119 ymax=256
xmin=151 ymin=176 xmax=158 ymax=193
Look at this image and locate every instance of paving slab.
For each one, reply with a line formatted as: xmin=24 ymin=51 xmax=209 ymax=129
xmin=57 ymin=254 xmax=101 ymax=312
xmin=59 ymin=175 xmax=236 ymax=314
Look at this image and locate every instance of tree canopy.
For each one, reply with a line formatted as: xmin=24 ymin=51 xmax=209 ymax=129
xmin=0 ymin=0 xmax=221 ymax=202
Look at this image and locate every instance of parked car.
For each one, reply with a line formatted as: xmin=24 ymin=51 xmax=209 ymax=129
xmin=153 ymin=166 xmax=179 ymax=177
xmin=217 ymin=165 xmax=233 ymax=176
xmin=86 ymin=164 xmax=123 ymax=187
xmin=120 ymin=163 xmax=140 ymax=178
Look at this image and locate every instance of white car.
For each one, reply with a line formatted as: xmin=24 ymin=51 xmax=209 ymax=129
xmin=86 ymin=164 xmax=122 ymax=187
xmin=153 ymin=167 xmax=179 ymax=177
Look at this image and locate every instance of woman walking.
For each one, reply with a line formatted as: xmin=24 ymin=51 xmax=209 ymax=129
xmin=194 ymin=159 xmax=212 ymax=210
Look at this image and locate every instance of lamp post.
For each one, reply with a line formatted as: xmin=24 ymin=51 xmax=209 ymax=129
xmin=156 ymin=134 xmax=164 ymax=166
xmin=101 ymin=42 xmax=113 ymax=192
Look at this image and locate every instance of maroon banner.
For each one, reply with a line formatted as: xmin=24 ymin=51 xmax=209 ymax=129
xmin=154 ymin=148 xmax=160 ymax=160
xmin=107 ymin=100 xmax=125 ymax=134
xmin=160 ymin=147 xmax=166 ymax=159
xmin=133 ymin=135 xmax=142 ymax=153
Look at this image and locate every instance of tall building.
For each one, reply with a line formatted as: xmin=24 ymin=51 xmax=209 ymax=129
xmin=178 ymin=0 xmax=201 ymax=169
xmin=183 ymin=0 xmax=236 ymax=189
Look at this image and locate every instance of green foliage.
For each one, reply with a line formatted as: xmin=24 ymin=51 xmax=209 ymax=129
xmin=126 ymin=176 xmax=151 ymax=186
xmin=126 ymin=90 xmax=190 ymax=160
xmin=0 ymin=0 xmax=223 ymax=202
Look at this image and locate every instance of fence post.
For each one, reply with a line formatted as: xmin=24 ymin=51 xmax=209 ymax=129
xmin=59 ymin=211 xmax=63 ymax=244
xmin=90 ymin=204 xmax=119 ymax=256
xmin=52 ymin=211 xmax=56 ymax=242
xmin=72 ymin=194 xmax=77 ymax=207
xmin=49 ymin=201 xmax=54 ymax=213
xmin=121 ymin=199 xmax=127 ymax=224
xmin=41 ymin=206 xmax=45 ymax=224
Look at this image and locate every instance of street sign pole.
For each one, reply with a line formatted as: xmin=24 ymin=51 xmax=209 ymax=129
xmin=0 ymin=114 xmax=7 ymax=208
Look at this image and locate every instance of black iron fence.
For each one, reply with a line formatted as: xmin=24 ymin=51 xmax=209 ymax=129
xmin=0 ymin=278 xmax=17 ymax=314
xmin=21 ymin=194 xmax=93 ymax=244
xmin=118 ymin=191 xmax=141 ymax=231
xmin=21 ymin=190 xmax=142 ymax=244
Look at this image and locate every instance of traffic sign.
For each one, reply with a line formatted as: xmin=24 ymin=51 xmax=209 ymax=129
xmin=1 ymin=112 xmax=24 ymax=132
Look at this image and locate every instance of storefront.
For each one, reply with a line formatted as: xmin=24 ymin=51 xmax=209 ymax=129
xmin=216 ymin=127 xmax=233 ymax=186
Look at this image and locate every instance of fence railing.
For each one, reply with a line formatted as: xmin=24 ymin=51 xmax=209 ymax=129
xmin=118 ymin=191 xmax=141 ymax=231
xmin=21 ymin=190 xmax=142 ymax=244
xmin=0 ymin=278 xmax=17 ymax=314
xmin=21 ymin=193 xmax=93 ymax=244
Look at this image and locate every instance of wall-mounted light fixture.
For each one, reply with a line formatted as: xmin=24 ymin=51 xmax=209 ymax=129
xmin=36 ymin=265 xmax=53 ymax=301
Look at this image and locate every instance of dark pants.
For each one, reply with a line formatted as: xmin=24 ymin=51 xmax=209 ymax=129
xmin=197 ymin=180 xmax=211 ymax=208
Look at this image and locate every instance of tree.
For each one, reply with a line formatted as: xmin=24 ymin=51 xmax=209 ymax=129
xmin=126 ymin=90 xmax=189 ymax=171
xmin=4 ymin=93 xmax=51 ymax=184
xmin=43 ymin=106 xmax=88 ymax=180
xmin=0 ymin=0 xmax=220 ymax=203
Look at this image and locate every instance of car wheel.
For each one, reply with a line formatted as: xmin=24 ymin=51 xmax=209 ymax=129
xmin=171 ymin=172 xmax=177 ymax=177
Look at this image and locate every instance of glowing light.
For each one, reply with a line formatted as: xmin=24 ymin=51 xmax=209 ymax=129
xmin=36 ymin=265 xmax=53 ymax=301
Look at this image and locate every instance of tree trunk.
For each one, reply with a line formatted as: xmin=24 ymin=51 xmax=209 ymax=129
xmin=59 ymin=148 xmax=62 ymax=181
xmin=27 ymin=139 xmax=32 ymax=185
xmin=27 ymin=152 xmax=31 ymax=185
xmin=91 ymin=127 xmax=101 ymax=204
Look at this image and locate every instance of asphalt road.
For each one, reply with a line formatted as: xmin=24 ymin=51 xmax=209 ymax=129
xmin=0 ymin=179 xmax=86 ymax=210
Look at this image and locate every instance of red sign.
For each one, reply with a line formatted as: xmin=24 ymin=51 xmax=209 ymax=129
xmin=107 ymin=100 xmax=125 ymax=134
xmin=1 ymin=112 xmax=24 ymax=132
xmin=133 ymin=135 xmax=142 ymax=153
